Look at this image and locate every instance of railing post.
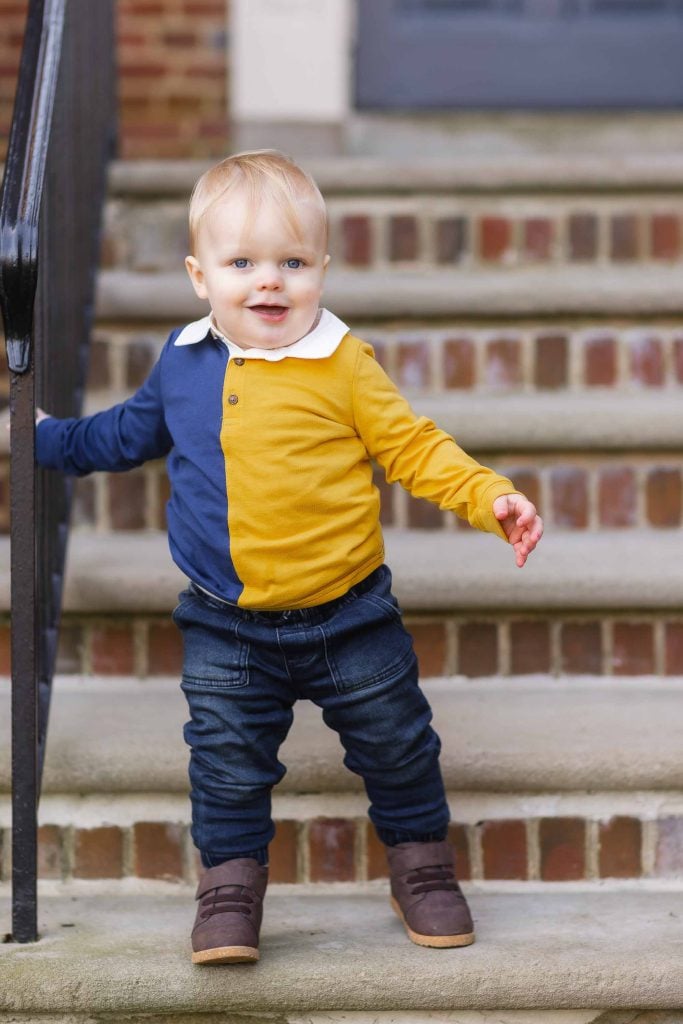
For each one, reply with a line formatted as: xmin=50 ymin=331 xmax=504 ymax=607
xmin=9 ymin=363 xmax=38 ymax=944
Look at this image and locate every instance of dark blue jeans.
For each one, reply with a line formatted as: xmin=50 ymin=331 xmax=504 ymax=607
xmin=173 ymin=565 xmax=449 ymax=868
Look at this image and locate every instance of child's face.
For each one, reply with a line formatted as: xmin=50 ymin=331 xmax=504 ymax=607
xmin=185 ymin=192 xmax=330 ymax=350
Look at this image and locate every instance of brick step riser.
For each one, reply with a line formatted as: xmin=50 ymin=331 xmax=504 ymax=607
xmin=3 ymin=611 xmax=683 ymax=680
xmin=4 ymin=323 xmax=683 ymax=404
xmin=102 ymin=196 xmax=683 ymax=272
xmin=1 ymin=453 xmax=677 ymax=536
xmin=0 ymin=1014 xmax=651 ymax=1024
xmin=2 ymin=801 xmax=682 ymax=886
xmin=60 ymin=322 xmax=683 ymax=394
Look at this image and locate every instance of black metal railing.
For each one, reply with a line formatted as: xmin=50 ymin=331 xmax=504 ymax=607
xmin=0 ymin=0 xmax=115 ymax=942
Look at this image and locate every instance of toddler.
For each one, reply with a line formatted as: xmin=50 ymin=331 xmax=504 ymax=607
xmin=36 ymin=150 xmax=543 ymax=964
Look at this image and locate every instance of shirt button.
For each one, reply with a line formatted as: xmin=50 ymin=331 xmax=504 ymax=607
xmin=234 ymin=358 xmax=245 ymax=366
xmin=228 ymin=394 xmax=239 ymax=405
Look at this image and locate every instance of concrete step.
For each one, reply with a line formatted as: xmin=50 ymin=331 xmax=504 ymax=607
xmin=106 ymin=153 xmax=683 ymax=195
xmin=1 ymin=887 xmax=682 ymax=1018
xmin=2 ymin=677 xmax=682 ymax=887
xmin=1 ymin=529 xmax=681 ymax=616
xmin=96 ymin=265 xmax=683 ymax=322
xmin=4 ymin=390 xmax=679 ymax=454
xmin=1 ymin=675 xmax=681 ymax=797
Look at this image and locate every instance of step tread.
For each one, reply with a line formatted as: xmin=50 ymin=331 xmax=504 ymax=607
xmin=3 ymin=391 xmax=678 ymax=457
xmin=1 ymin=529 xmax=681 ymax=614
xmin=1 ymin=889 xmax=681 ymax=1013
xmin=2 ymin=677 xmax=681 ymax=794
xmin=96 ymin=266 xmax=683 ymax=321
xmin=107 ymin=153 xmax=683 ymax=194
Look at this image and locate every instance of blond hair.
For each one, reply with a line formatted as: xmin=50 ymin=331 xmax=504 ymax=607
xmin=188 ymin=149 xmax=328 ymax=255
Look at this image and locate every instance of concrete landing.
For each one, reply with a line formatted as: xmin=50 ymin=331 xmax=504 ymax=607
xmin=1 ymin=888 xmax=682 ymax=1016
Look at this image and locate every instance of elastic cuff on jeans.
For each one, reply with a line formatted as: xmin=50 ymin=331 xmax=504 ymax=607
xmin=201 ymin=848 xmax=269 ymax=868
xmin=377 ymin=828 xmax=449 ymax=847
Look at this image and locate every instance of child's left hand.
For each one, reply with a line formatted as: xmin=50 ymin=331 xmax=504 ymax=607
xmin=493 ymin=493 xmax=544 ymax=568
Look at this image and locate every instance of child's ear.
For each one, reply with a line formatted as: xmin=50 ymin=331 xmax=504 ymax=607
xmin=185 ymin=255 xmax=208 ymax=299
xmin=323 ymin=254 xmax=331 ymax=272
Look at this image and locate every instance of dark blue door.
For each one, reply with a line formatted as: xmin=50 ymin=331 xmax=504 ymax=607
xmin=356 ymin=0 xmax=683 ymax=108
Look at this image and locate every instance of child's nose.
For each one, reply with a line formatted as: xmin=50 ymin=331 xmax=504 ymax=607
xmin=256 ymin=265 xmax=284 ymax=290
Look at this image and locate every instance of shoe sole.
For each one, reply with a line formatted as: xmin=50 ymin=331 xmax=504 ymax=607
xmin=390 ymin=896 xmax=475 ymax=949
xmin=192 ymin=945 xmax=259 ymax=964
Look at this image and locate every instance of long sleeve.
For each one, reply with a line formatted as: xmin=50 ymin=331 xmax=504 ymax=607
xmin=36 ymin=357 xmax=173 ymax=475
xmin=352 ymin=343 xmax=515 ymax=540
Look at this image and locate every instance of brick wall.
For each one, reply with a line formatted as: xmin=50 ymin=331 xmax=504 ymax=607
xmin=2 ymin=812 xmax=682 ymax=884
xmin=0 ymin=0 xmax=230 ymax=160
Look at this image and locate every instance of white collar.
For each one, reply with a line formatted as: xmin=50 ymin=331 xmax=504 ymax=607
xmin=173 ymin=308 xmax=349 ymax=361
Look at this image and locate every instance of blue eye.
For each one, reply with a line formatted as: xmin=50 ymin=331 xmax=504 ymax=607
xmin=232 ymin=258 xmax=249 ymax=269
xmin=284 ymin=258 xmax=303 ymax=269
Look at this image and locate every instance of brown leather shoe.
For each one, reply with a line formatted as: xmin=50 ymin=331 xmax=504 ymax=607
xmin=387 ymin=840 xmax=475 ymax=948
xmin=191 ymin=858 xmax=268 ymax=964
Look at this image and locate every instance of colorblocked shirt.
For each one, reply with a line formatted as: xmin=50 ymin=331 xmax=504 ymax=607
xmin=36 ymin=310 xmax=516 ymax=609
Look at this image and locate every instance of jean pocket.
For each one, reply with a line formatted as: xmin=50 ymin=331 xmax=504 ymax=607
xmin=174 ymin=601 xmax=250 ymax=689
xmin=325 ymin=594 xmax=416 ymax=694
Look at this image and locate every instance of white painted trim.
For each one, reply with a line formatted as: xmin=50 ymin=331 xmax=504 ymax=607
xmin=231 ymin=0 xmax=353 ymax=123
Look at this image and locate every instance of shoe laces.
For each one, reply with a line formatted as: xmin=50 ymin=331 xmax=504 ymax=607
xmin=405 ymin=862 xmax=460 ymax=896
xmin=199 ymin=885 xmax=256 ymax=921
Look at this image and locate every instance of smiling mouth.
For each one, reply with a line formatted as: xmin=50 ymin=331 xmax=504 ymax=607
xmin=249 ymin=304 xmax=289 ymax=320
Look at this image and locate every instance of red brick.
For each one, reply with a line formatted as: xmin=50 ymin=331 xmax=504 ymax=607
xmin=508 ymin=469 xmax=540 ymax=511
xmin=458 ymin=622 xmax=498 ymax=677
xmin=598 ymin=467 xmax=637 ymax=528
xmin=74 ymin=827 xmax=124 ymax=879
xmin=366 ymin=824 xmax=388 ymax=880
xmin=269 ymin=820 xmax=299 ymax=883
xmin=534 ymin=334 xmax=568 ymax=390
xmin=341 ymin=216 xmax=372 ymax=266
xmin=86 ymin=339 xmax=111 ymax=390
xmin=38 ymin=825 xmax=62 ymax=880
xmin=630 ymin=336 xmax=665 ymax=387
xmin=389 ymin=216 xmax=418 ymax=262
xmin=409 ymin=622 xmax=447 ymax=677
xmin=523 ymin=218 xmax=553 ymax=261
xmin=373 ymin=467 xmax=395 ymax=527
xmin=309 ymin=819 xmax=356 ymax=882
xmin=646 ymin=468 xmax=682 ymax=527
xmin=56 ymin=625 xmax=84 ymax=674
xmin=665 ymin=622 xmax=683 ymax=674
xmin=407 ymin=497 xmax=443 ymax=529
xmin=568 ymin=214 xmax=598 ymax=261
xmin=655 ymin=817 xmax=683 ymax=875
xmin=598 ymin=817 xmax=642 ymax=878
xmin=539 ymin=818 xmax=585 ymax=881
xmin=443 ymin=338 xmax=475 ymax=389
xmin=90 ymin=625 xmax=135 ymax=675
xmin=71 ymin=477 xmax=96 ymax=528
xmin=134 ymin=822 xmax=184 ymax=880
xmin=0 ymin=624 xmax=10 ymax=674
xmin=673 ymin=338 xmax=683 ymax=384
xmin=650 ymin=214 xmax=680 ymax=260
xmin=612 ymin=622 xmax=655 ymax=675
xmin=397 ymin=340 xmax=431 ymax=388
xmin=561 ymin=622 xmax=602 ymax=675
xmin=510 ymin=620 xmax=551 ymax=675
xmin=436 ymin=217 xmax=467 ymax=263
xmin=126 ymin=338 xmax=157 ymax=388
xmin=610 ymin=214 xmax=639 ymax=261
xmin=484 ymin=338 xmax=521 ymax=389
xmin=148 ymin=622 xmax=183 ymax=675
xmin=481 ymin=820 xmax=527 ymax=880
xmin=584 ymin=336 xmax=617 ymax=386
xmin=448 ymin=823 xmax=471 ymax=881
xmin=550 ymin=467 xmax=588 ymax=529
xmin=108 ymin=471 xmax=147 ymax=530
xmin=479 ymin=217 xmax=512 ymax=262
